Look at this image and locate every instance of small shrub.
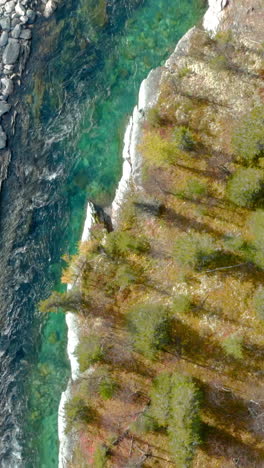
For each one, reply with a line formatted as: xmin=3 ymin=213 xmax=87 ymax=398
xmin=173 ymin=126 xmax=197 ymax=151
xmin=105 ymin=231 xmax=150 ymax=258
xmin=247 ymin=209 xmax=264 ymax=268
xmin=178 ymin=67 xmax=191 ymax=78
xmin=39 ymin=290 xmax=85 ymax=314
xmin=75 ymin=335 xmax=104 ymax=373
xmin=139 ymin=130 xmax=183 ymax=166
xmin=253 ymin=286 xmax=264 ymax=320
xmin=64 ymin=395 xmax=94 ymax=433
xmin=130 ymin=410 xmax=158 ymax=434
xmin=226 ymin=168 xmax=264 ymax=208
xmin=98 ymin=375 xmax=117 ymax=400
xmin=146 ymin=106 xmax=168 ymax=127
xmin=150 ymin=372 xmax=171 ymax=427
xmin=94 ymin=444 xmax=108 ymax=468
xmin=221 ymin=333 xmax=243 ymax=359
xmin=215 ymin=30 xmax=233 ymax=45
xmin=171 ymin=295 xmax=191 ymax=315
xmin=174 ymin=232 xmax=216 ymax=269
xmin=232 ymin=105 xmax=264 ymax=164
xmin=127 ymin=303 xmax=171 ymax=359
xmin=210 ymin=54 xmax=229 ymax=71
xmin=184 ymin=178 xmax=208 ymax=199
xmin=223 ymin=234 xmax=245 ymax=252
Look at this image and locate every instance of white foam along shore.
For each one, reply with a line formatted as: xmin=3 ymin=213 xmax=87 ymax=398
xmin=57 ymin=67 xmax=162 ymax=467
xmin=57 ymin=0 xmax=230 ymax=464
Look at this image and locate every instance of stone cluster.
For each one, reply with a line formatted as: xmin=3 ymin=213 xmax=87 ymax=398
xmin=0 ymin=0 xmax=58 ymax=149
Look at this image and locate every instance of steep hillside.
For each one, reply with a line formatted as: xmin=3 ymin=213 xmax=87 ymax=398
xmin=42 ymin=1 xmax=264 ymax=466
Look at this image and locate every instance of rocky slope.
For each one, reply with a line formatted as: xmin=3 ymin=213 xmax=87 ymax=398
xmin=56 ymin=0 xmax=264 ymax=466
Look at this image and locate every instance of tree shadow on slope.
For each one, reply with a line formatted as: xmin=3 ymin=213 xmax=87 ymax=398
xmin=203 ymin=424 xmax=264 ymax=468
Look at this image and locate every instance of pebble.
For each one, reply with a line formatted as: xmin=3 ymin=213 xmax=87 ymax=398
xmin=11 ymin=24 xmax=21 ymax=39
xmin=20 ymin=28 xmax=31 ymax=40
xmin=0 ymin=0 xmax=8 ymax=5
xmin=0 ymin=30 xmax=8 ymax=47
xmin=3 ymin=38 xmax=20 ymax=64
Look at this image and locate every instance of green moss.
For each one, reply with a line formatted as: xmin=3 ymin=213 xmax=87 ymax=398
xmin=221 ymin=334 xmax=243 ymax=359
xmin=171 ymin=295 xmax=191 ymax=315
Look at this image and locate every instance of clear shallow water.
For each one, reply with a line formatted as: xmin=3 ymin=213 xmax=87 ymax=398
xmin=0 ymin=0 xmax=205 ymax=466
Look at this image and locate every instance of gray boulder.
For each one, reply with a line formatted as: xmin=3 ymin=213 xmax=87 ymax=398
xmin=20 ymin=28 xmax=31 ymax=40
xmin=11 ymin=24 xmax=21 ymax=39
xmin=5 ymin=0 xmax=15 ymax=13
xmin=0 ymin=31 xmax=8 ymax=47
xmin=1 ymin=77 xmax=13 ymax=96
xmin=0 ymin=17 xmax=11 ymax=30
xmin=3 ymin=38 xmax=20 ymax=64
xmin=0 ymin=101 xmax=10 ymax=116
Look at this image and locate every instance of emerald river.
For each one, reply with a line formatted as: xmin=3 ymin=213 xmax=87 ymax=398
xmin=0 ymin=0 xmax=205 ymax=466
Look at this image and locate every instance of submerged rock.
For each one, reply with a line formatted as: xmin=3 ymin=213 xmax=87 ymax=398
xmin=20 ymin=28 xmax=31 ymax=40
xmin=0 ymin=101 xmax=10 ymax=116
xmin=0 ymin=124 xmax=7 ymax=148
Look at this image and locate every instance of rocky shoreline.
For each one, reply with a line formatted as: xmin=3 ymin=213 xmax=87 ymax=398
xmin=0 ymin=0 xmax=59 ymax=193
xmin=57 ymin=1 xmax=233 ymax=464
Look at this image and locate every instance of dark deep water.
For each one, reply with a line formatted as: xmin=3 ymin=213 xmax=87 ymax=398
xmin=0 ymin=0 xmax=205 ymax=466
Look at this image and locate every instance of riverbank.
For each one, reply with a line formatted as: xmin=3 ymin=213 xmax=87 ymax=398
xmin=53 ymin=3 xmax=262 ymax=467
xmin=0 ymin=0 xmax=207 ymax=465
xmin=57 ymin=1 xmax=229 ymax=464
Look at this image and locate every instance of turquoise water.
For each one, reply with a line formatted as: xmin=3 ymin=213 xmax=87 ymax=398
xmin=0 ymin=0 xmax=205 ymax=466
